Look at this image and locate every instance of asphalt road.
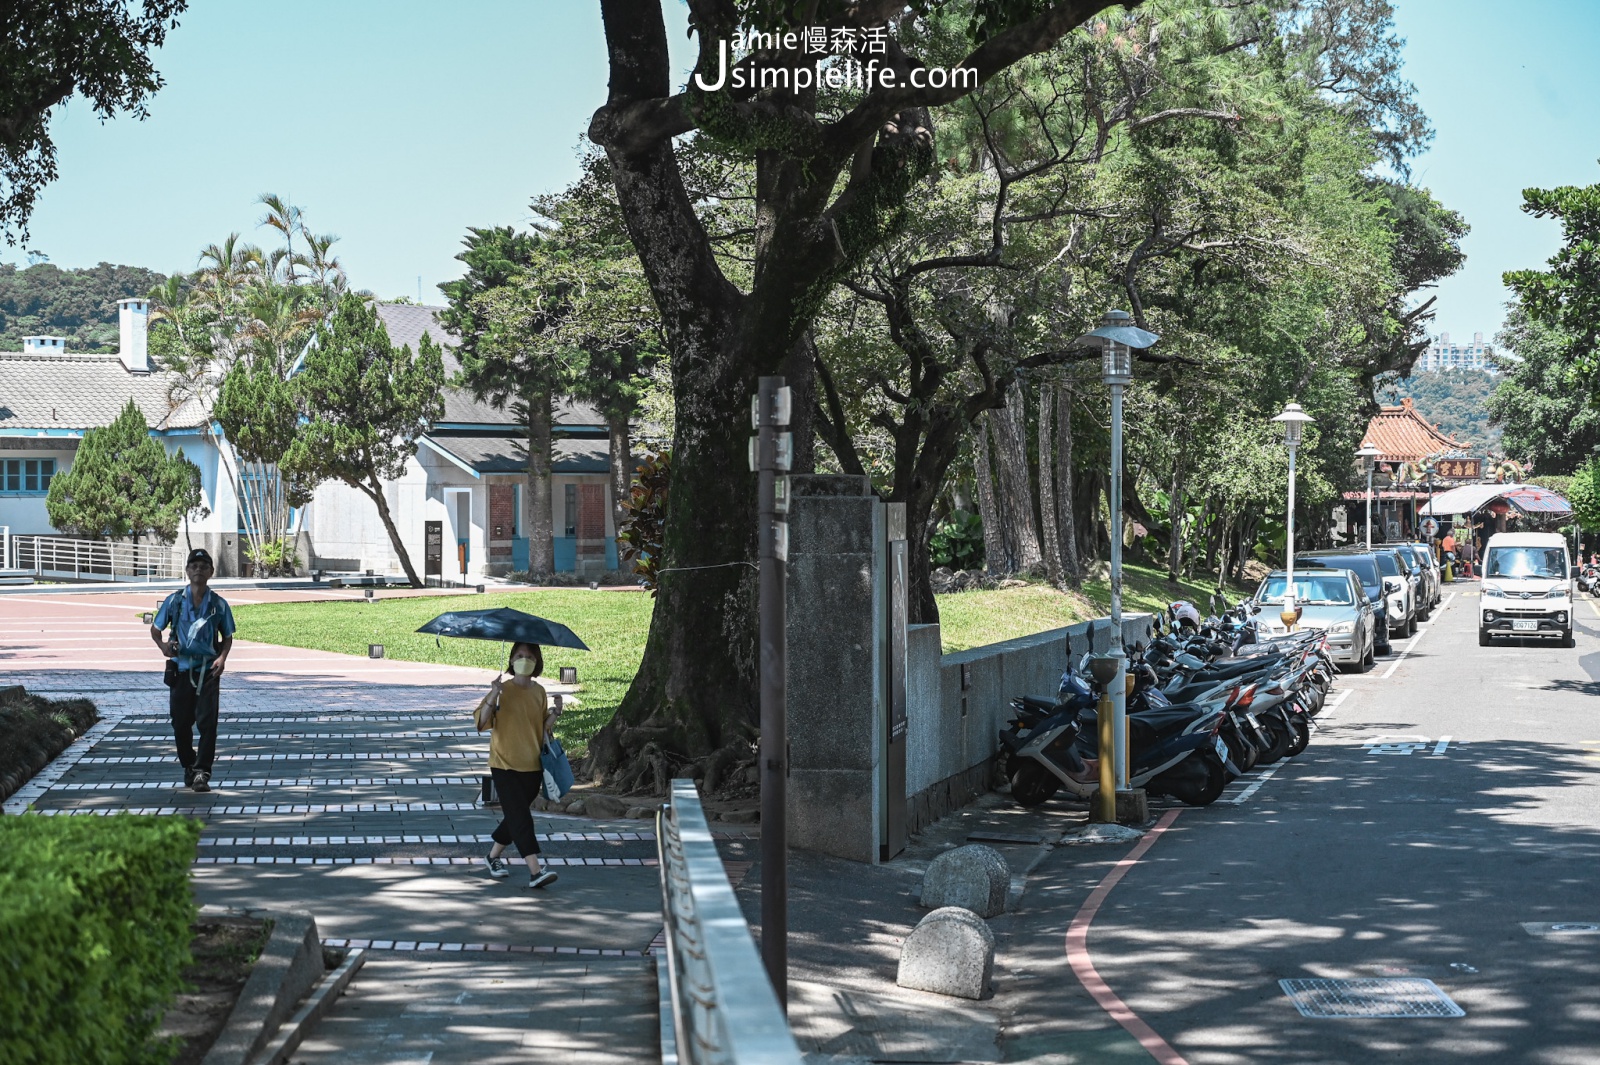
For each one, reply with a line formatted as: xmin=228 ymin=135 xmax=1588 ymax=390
xmin=1086 ymin=582 xmax=1600 ymax=1064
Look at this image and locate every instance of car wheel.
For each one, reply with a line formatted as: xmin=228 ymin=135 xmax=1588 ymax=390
xmin=1563 ymin=629 xmax=1576 ymax=649
xmin=1406 ymin=613 xmax=1418 ymax=637
xmin=1479 ymin=627 xmax=1492 ymax=647
xmin=1358 ymin=637 xmax=1375 ymax=672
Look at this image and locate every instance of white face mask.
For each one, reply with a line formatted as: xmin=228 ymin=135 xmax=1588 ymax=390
xmin=511 ymin=657 xmax=536 ymax=677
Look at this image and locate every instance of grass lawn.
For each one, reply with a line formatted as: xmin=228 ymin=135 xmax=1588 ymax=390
xmin=234 ymin=562 xmax=1253 ymax=751
xmin=935 ymin=562 xmax=1259 ymax=652
xmin=232 ymin=590 xmax=653 ymax=752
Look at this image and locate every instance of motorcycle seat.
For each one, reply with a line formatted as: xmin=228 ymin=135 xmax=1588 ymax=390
xmin=1017 ymin=695 xmax=1059 ymax=714
xmin=1191 ymin=655 xmax=1281 ymax=680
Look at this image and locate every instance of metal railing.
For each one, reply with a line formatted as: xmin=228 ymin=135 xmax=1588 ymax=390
xmin=9 ymin=534 xmax=178 ymax=581
xmin=656 ymin=779 xmax=802 ymax=1065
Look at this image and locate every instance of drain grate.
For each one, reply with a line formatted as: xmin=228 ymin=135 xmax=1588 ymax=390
xmin=1280 ymin=978 xmax=1465 ymax=1019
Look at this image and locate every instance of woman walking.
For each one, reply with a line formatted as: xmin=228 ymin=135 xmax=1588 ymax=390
xmin=478 ymin=642 xmax=560 ymax=890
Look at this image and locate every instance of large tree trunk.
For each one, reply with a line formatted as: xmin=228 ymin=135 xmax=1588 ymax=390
xmin=990 ymin=379 xmax=1043 ymax=573
xmin=973 ymin=417 xmax=1009 ymax=574
xmin=527 ymin=392 xmax=554 ymax=576
xmin=608 ymin=411 xmax=633 ymax=555
xmin=1055 ymin=379 xmax=1081 ymax=584
xmin=361 ymin=476 xmax=423 ymax=588
xmin=1036 ymin=381 xmax=1064 ymax=585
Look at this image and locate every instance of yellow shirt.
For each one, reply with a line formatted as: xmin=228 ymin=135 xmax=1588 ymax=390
xmin=488 ymin=681 xmax=548 ymax=772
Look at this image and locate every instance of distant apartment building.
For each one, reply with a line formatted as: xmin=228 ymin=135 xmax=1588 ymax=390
xmin=1416 ymin=331 xmax=1496 ymax=373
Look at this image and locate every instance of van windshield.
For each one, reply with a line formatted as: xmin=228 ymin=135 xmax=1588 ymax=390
xmin=1486 ymin=546 xmax=1567 ymax=580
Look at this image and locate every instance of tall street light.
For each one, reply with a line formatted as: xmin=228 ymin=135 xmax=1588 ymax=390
xmin=1356 ymin=442 xmax=1382 ymax=550
xmin=1272 ymin=402 xmax=1315 ymax=630
xmin=1073 ymin=309 xmax=1159 ymax=814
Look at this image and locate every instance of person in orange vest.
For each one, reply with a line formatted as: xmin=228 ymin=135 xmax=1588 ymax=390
xmin=1440 ymin=529 xmax=1457 ymax=582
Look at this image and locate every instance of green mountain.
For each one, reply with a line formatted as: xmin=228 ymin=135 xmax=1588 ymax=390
xmin=1378 ymin=370 xmax=1501 ymax=452
xmin=0 ymin=262 xmax=169 ymax=354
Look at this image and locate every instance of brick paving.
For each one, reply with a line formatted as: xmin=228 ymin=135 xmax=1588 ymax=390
xmin=2 ymin=591 xmax=721 ymax=1063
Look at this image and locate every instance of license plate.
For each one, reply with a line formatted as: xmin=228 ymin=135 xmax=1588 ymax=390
xmin=1213 ymin=735 xmax=1229 ymax=762
xmin=1513 ymin=620 xmax=1537 ymax=632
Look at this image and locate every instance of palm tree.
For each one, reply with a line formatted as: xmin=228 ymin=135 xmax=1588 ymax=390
xmin=257 ymin=193 xmax=305 ymax=283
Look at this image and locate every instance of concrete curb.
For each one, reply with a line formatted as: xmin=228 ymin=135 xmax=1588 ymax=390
xmin=199 ymin=908 xmax=327 ymax=1065
xmin=251 ymin=948 xmax=367 ymax=1065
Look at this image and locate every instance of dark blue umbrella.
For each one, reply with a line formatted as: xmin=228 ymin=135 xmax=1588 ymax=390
xmin=416 ymin=608 xmax=589 ymax=650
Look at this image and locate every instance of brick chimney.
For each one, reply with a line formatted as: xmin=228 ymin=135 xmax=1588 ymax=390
xmin=117 ymin=298 xmax=150 ymax=372
xmin=22 ymin=335 xmax=66 ymax=355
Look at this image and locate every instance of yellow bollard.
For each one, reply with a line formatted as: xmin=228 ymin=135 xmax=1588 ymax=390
xmin=1096 ymin=686 xmax=1116 ymax=824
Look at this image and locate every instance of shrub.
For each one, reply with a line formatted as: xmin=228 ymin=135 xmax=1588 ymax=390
xmin=0 ymin=686 xmax=99 ymax=804
xmin=0 ymin=815 xmax=201 ymax=1065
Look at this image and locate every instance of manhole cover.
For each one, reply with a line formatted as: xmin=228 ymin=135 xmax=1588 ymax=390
xmin=1279 ymin=978 xmax=1465 ymax=1019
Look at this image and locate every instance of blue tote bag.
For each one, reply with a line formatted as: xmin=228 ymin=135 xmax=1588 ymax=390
xmin=541 ymin=737 xmax=575 ymax=801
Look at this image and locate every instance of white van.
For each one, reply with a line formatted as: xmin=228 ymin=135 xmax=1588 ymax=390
xmin=1479 ymin=531 xmax=1574 ymax=647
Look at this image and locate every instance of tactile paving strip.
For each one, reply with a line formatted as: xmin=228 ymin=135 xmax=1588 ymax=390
xmin=1280 ymin=978 xmax=1464 ymax=1018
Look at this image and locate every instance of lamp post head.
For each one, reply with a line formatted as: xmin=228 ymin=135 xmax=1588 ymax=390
xmin=1073 ymin=308 xmax=1159 ymax=387
xmin=1355 ymin=441 xmax=1382 ymax=472
xmin=1272 ymin=401 xmax=1314 ymax=448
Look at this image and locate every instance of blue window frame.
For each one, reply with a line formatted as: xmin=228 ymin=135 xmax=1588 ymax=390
xmin=3 ymin=458 xmax=55 ymax=494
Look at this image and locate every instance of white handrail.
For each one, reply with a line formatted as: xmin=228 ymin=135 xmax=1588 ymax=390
xmin=10 ymin=534 xmax=177 ymax=581
xmin=656 ymin=780 xmax=802 ymax=1065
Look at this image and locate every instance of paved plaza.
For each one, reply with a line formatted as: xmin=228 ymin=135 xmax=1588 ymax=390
xmin=3 ymin=589 xmax=754 ymax=1063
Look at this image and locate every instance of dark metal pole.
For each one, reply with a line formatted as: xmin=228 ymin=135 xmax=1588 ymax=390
xmin=755 ymin=375 xmax=789 ymax=1007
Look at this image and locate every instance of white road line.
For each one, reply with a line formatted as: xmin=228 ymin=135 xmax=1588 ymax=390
xmin=1379 ymin=591 xmax=1454 ymax=679
xmin=1320 ymin=689 xmax=1353 ymax=721
xmin=1430 ymin=735 xmax=1452 ymax=757
xmin=1224 ymin=765 xmax=1283 ymax=805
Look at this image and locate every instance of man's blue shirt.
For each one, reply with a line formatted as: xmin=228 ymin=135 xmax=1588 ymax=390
xmin=154 ymin=588 xmax=236 ymax=671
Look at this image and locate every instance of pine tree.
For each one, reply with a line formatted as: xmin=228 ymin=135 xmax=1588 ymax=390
xmin=280 ymin=294 xmax=445 ymax=586
xmin=44 ymin=400 xmax=202 ymax=541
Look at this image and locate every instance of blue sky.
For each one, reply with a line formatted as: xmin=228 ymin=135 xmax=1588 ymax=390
xmin=14 ymin=1 xmax=1599 ymax=344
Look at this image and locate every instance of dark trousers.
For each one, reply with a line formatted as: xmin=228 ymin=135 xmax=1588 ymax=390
xmin=170 ymin=669 xmax=221 ymax=773
xmin=489 ymin=767 xmax=543 ymax=857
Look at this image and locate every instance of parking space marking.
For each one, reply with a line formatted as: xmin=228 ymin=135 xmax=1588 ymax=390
xmin=1379 ymin=591 xmax=1453 ymax=680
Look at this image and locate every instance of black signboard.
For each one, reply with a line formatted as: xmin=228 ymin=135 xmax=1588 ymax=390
xmin=424 ymin=521 xmax=442 ymax=577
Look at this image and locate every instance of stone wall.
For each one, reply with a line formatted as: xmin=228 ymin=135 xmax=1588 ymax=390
xmin=903 ymin=614 xmax=1153 ymax=836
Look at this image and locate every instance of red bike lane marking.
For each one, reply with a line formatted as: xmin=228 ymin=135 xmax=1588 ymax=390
xmin=1066 ymin=808 xmax=1191 ymax=1065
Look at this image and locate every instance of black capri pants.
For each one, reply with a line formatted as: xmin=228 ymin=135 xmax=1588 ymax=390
xmin=489 ymin=767 xmax=543 ymax=857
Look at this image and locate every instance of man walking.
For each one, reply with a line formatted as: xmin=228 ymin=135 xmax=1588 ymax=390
xmin=149 ymin=549 xmax=236 ymax=792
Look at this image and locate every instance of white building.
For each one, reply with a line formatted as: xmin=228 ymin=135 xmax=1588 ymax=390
xmin=0 ymin=301 xmax=629 ymax=582
xmin=0 ymin=299 xmax=250 ymax=572
xmin=301 ymin=304 xmax=625 ymax=582
xmin=1417 ymin=331 xmax=1496 ymax=374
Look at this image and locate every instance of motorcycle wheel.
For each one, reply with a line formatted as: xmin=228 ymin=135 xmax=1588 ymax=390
xmin=1256 ymin=717 xmax=1294 ymax=766
xmin=1287 ymin=717 xmax=1311 ymax=756
xmin=1009 ymin=762 xmax=1061 ymax=807
xmin=1224 ymin=730 xmax=1258 ymax=774
xmin=1171 ymin=751 xmax=1228 ymax=807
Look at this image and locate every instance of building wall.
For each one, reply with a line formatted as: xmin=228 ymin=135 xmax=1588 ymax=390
xmin=0 ymin=444 xmax=74 ymax=534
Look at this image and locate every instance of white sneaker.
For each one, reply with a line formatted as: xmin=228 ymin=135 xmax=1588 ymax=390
xmin=528 ymin=870 xmax=558 ymax=890
xmin=485 ymin=852 xmax=511 ymax=879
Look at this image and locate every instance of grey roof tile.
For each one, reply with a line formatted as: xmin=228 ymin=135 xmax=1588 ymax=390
xmin=423 ymin=434 xmax=620 ymax=474
xmin=375 ymin=303 xmax=604 ymax=428
xmin=0 ymin=354 xmax=206 ymax=432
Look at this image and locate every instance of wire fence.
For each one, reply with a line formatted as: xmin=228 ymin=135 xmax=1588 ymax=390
xmin=656 ymin=779 xmax=801 ymax=1065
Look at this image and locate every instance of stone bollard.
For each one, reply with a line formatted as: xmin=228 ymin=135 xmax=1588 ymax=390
xmin=896 ymin=906 xmax=995 ymax=1000
xmin=919 ymin=844 xmax=1009 ymax=918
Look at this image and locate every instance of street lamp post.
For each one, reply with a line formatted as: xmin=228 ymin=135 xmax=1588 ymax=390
xmin=1072 ymin=310 xmax=1159 ymax=820
xmin=1272 ymin=403 xmax=1315 ymax=630
xmin=1356 ymin=442 xmax=1382 ymax=550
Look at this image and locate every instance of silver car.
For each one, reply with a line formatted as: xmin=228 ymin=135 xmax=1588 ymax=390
xmin=1252 ymin=568 xmax=1377 ymax=673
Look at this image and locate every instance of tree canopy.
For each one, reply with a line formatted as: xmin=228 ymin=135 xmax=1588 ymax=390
xmin=1 ymin=0 xmax=186 ymax=243
xmin=0 ymin=261 xmax=168 ymax=352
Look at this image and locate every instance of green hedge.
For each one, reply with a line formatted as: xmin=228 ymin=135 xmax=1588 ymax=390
xmin=0 ymin=815 xmax=201 ymax=1065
